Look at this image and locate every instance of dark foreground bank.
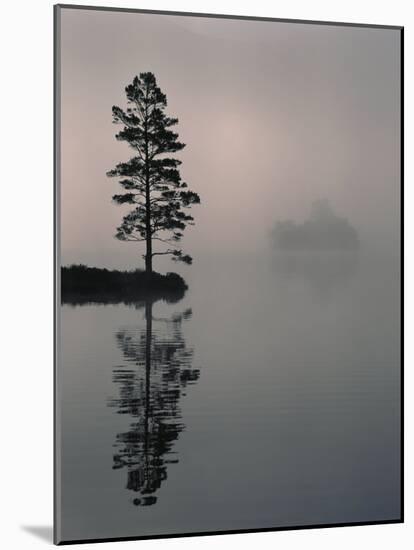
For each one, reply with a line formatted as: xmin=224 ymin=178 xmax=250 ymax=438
xmin=61 ymin=264 xmax=187 ymax=305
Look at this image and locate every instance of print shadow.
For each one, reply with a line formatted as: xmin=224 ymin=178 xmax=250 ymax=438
xmin=21 ymin=526 xmax=53 ymax=543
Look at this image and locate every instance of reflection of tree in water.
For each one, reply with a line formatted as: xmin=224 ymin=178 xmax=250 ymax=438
xmin=109 ymin=301 xmax=199 ymax=507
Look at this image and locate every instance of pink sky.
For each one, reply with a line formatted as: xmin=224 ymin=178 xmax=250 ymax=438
xmin=59 ymin=8 xmax=401 ymax=270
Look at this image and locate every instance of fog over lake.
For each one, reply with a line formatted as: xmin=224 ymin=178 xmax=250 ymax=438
xmin=60 ymin=9 xmax=400 ymax=269
xmin=57 ymin=7 xmax=401 ymax=543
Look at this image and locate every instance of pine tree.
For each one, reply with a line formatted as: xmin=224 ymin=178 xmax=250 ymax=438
xmin=107 ymin=72 xmax=200 ymax=275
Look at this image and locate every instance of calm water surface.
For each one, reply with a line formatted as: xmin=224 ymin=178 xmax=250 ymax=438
xmin=59 ymin=251 xmax=400 ymax=541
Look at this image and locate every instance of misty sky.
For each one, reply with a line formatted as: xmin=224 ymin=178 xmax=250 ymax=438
xmin=59 ymin=8 xmax=401 ymax=270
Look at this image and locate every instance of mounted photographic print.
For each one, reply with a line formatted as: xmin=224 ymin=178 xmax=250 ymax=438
xmin=54 ymin=4 xmax=403 ymax=545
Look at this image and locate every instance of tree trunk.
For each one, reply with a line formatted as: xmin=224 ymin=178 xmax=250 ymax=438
xmin=144 ymin=90 xmax=152 ymax=276
xmin=144 ymin=151 xmax=152 ymax=275
xmin=145 ymin=239 xmax=152 ymax=275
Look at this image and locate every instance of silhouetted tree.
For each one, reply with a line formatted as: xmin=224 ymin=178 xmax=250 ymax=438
xmin=107 ymin=72 xmax=200 ymax=274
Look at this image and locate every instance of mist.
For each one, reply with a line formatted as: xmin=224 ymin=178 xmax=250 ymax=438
xmin=60 ymin=9 xmax=400 ymax=271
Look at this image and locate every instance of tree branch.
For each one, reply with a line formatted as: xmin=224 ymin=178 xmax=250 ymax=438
xmin=151 ymin=249 xmax=176 ymax=257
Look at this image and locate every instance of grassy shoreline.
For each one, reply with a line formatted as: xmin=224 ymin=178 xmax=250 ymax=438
xmin=61 ymin=264 xmax=187 ymax=305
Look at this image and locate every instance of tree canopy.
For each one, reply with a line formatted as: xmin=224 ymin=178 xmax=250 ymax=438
xmin=107 ymin=72 xmax=200 ymax=273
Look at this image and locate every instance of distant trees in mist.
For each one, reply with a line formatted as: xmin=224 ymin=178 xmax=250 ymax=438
xmin=271 ymin=200 xmax=359 ymax=252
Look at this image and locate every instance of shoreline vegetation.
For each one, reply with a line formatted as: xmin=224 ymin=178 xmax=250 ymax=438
xmin=61 ymin=264 xmax=187 ymax=306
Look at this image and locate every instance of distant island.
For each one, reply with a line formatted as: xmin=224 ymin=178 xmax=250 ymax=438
xmin=271 ymin=200 xmax=359 ymax=251
xmin=61 ymin=265 xmax=187 ymax=306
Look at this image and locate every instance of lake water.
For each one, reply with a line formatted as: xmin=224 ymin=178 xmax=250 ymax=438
xmin=57 ymin=251 xmax=401 ymax=541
